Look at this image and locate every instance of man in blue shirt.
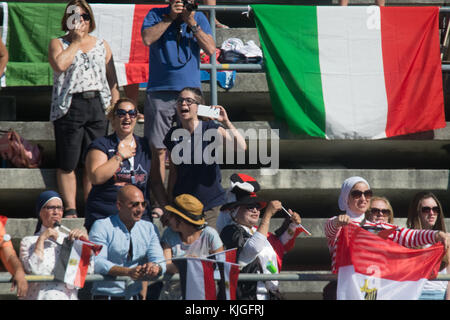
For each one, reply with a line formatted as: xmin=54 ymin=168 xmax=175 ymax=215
xmin=141 ymin=0 xmax=216 ymax=203
xmin=89 ymin=184 xmax=166 ymax=300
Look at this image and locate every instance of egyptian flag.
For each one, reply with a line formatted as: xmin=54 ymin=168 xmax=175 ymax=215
xmin=173 ymin=257 xmax=217 ymax=300
xmin=209 ymin=249 xmax=240 ymax=300
xmin=335 ymin=223 xmax=445 ymax=300
xmin=54 ymin=238 xmax=102 ymax=289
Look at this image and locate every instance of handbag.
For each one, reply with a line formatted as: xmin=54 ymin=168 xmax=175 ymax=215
xmin=0 ymin=129 xmax=43 ymax=168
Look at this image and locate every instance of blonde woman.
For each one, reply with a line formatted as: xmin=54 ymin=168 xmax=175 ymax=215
xmin=366 ymin=196 xmax=394 ymax=224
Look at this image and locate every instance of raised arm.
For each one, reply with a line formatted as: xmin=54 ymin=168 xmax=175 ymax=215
xmin=104 ymin=41 xmax=119 ymax=105
xmin=141 ymin=2 xmax=181 ymax=46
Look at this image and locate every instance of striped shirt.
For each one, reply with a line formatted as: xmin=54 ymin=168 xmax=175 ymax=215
xmin=324 ymin=216 xmax=438 ymax=272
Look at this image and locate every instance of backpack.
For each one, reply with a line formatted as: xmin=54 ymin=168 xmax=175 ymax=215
xmin=0 ymin=129 xmax=43 ymax=168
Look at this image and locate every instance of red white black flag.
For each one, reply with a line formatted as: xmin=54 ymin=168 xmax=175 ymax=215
xmin=335 ymin=224 xmax=444 ymax=300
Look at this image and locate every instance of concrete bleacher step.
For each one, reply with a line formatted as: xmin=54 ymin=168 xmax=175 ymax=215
xmin=1 ymin=168 xmax=450 ymax=220
xmin=2 ymin=121 xmax=450 ymax=169
xmin=2 ymin=72 xmax=271 ymax=122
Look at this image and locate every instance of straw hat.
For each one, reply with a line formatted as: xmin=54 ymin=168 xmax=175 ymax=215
xmin=165 ymin=194 xmax=205 ymax=226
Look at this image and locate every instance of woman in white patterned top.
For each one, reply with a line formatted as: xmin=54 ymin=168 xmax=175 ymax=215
xmin=48 ymin=0 xmax=119 ymax=220
xmin=324 ymin=176 xmax=450 ymax=273
xmin=19 ymin=190 xmax=90 ymax=300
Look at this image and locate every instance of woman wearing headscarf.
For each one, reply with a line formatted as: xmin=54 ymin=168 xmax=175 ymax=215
xmin=219 ymin=173 xmax=302 ymax=300
xmin=19 ymin=190 xmax=90 ymax=300
xmin=407 ymin=192 xmax=450 ymax=300
xmin=324 ymin=177 xmax=450 ymax=273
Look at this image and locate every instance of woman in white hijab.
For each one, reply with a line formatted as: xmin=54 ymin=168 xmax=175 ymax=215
xmin=324 ymin=176 xmax=450 ymax=273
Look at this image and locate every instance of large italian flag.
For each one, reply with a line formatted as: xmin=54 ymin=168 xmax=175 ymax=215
xmin=335 ymin=224 xmax=445 ymax=300
xmin=252 ymin=5 xmax=446 ymax=139
xmin=1 ymin=2 xmax=165 ymax=87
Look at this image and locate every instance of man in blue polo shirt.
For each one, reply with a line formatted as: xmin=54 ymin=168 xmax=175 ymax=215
xmin=141 ymin=0 xmax=216 ymax=208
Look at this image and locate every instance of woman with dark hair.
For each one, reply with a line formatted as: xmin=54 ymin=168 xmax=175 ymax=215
xmin=407 ymin=191 xmax=450 ymax=300
xmin=20 ymin=190 xmax=89 ymax=300
xmin=161 ymin=87 xmax=246 ymax=229
xmin=48 ymin=0 xmax=119 ymax=219
xmin=84 ymin=98 xmax=168 ymax=232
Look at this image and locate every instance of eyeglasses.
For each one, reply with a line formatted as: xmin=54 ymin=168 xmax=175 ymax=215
xmin=115 ymin=109 xmax=138 ymax=119
xmin=80 ymin=13 xmax=91 ymax=21
xmin=370 ymin=208 xmax=391 ymax=216
xmin=176 ymin=97 xmax=198 ymax=106
xmin=421 ymin=206 xmax=440 ymax=214
xmin=44 ymin=205 xmax=64 ymax=211
xmin=129 ymin=201 xmax=148 ymax=209
xmin=350 ymin=190 xmax=373 ymax=199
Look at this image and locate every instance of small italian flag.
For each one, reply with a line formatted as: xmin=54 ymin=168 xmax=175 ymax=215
xmin=253 ymin=5 xmax=446 ymax=139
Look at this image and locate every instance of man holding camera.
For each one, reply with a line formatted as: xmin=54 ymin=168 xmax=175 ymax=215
xmin=141 ymin=0 xmax=216 ymax=210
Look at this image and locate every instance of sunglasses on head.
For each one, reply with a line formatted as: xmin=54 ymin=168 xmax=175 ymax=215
xmin=350 ymin=189 xmax=373 ymax=199
xmin=370 ymin=208 xmax=390 ymax=215
xmin=421 ymin=206 xmax=440 ymax=214
xmin=129 ymin=201 xmax=148 ymax=209
xmin=115 ymin=109 xmax=138 ymax=119
xmin=80 ymin=13 xmax=91 ymax=21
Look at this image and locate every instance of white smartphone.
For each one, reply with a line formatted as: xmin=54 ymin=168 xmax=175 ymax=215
xmin=197 ymin=104 xmax=220 ymax=119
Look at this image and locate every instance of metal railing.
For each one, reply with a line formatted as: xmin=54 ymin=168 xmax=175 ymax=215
xmin=198 ymin=5 xmax=262 ymax=105
xmin=2 ymin=272 xmax=450 ymax=284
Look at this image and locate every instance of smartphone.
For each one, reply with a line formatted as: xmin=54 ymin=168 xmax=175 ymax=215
xmin=197 ymin=104 xmax=220 ymax=119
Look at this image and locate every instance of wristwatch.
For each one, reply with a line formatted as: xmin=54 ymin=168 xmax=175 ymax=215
xmin=190 ymin=24 xmax=200 ymax=34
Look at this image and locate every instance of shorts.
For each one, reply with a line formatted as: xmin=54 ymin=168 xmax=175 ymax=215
xmin=143 ymin=91 xmax=179 ymax=150
xmin=53 ymin=93 xmax=107 ymax=172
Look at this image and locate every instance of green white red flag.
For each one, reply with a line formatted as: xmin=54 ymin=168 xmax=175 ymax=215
xmin=252 ymin=5 xmax=446 ymax=139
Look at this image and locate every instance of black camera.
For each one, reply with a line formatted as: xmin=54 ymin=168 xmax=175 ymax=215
xmin=183 ymin=0 xmax=198 ymax=12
